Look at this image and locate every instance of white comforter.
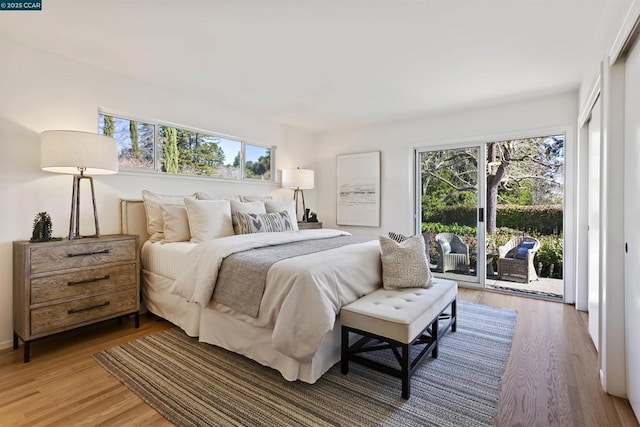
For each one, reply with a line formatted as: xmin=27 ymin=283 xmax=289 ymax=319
xmin=170 ymin=229 xmax=382 ymax=361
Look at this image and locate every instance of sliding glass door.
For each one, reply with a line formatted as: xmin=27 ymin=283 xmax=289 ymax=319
xmin=415 ymin=145 xmax=485 ymax=286
xmin=416 ymin=135 xmax=565 ymax=298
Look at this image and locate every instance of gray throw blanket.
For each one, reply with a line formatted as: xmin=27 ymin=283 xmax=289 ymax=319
xmin=213 ymin=236 xmax=374 ymax=318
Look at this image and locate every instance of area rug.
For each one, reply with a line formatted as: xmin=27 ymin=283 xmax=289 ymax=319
xmin=93 ymin=301 xmax=516 ymax=427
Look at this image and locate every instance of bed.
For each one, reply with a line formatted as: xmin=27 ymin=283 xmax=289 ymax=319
xmin=121 ymin=199 xmax=382 ymax=383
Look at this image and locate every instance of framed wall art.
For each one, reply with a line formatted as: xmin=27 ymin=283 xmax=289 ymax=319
xmin=336 ymin=151 xmax=380 ymax=227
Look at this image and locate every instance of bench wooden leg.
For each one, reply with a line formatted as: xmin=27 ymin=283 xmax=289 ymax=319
xmin=452 ymin=299 xmax=457 ymax=332
xmin=431 ymin=316 xmax=439 ymax=359
xmin=13 ymin=332 xmax=18 ymax=349
xmin=402 ymin=343 xmax=410 ymax=399
xmin=341 ymin=327 xmax=349 ymax=375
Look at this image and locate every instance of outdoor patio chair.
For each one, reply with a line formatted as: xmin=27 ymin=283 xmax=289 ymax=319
xmin=435 ymin=232 xmax=470 ymax=274
xmin=497 ymin=236 xmax=540 ymax=283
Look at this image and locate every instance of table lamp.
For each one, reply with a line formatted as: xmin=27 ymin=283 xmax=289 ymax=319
xmin=282 ymin=167 xmax=314 ymax=221
xmin=40 ymin=130 xmax=118 ymax=239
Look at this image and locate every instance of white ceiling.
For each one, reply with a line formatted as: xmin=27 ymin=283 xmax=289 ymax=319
xmin=0 ymin=0 xmax=619 ymax=133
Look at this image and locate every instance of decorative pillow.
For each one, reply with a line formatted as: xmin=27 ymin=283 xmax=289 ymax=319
xmin=240 ymin=195 xmax=273 ymax=202
xmin=142 ymin=190 xmax=195 ymax=242
xmin=265 ymin=200 xmax=299 ymax=231
xmin=515 ymin=241 xmax=536 ymax=259
xmin=379 ymin=235 xmax=432 ymax=290
xmin=160 ymin=204 xmax=191 ymax=243
xmin=437 ymin=237 xmax=451 ymax=254
xmin=195 ymin=192 xmax=241 ymax=202
xmin=184 ymin=198 xmax=234 ymax=243
xmin=230 ymin=200 xmax=267 ymax=234
xmin=388 ymin=232 xmax=408 ymax=243
xmin=233 ymin=211 xmax=294 ymax=234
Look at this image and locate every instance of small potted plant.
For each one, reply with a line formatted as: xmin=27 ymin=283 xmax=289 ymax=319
xmin=30 ymin=212 xmax=53 ymax=242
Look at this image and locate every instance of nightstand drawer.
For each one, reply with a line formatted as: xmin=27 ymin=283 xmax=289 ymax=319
xmin=30 ymin=287 xmax=137 ymax=336
xmin=30 ymin=239 xmax=136 ymax=274
xmin=31 ymin=264 xmax=137 ymax=305
xmin=298 ymin=221 xmax=323 ymax=230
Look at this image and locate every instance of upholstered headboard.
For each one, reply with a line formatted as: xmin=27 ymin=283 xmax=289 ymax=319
xmin=120 ymin=199 xmax=150 ymax=244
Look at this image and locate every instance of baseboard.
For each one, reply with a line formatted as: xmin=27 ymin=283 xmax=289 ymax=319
xmin=0 ymin=338 xmax=14 ymax=351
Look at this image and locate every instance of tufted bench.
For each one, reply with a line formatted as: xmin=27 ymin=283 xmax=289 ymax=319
xmin=340 ymin=278 xmax=457 ymax=399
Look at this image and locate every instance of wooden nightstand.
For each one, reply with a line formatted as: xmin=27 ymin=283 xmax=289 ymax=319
xmin=298 ymin=221 xmax=323 ymax=230
xmin=13 ymin=234 xmax=140 ymax=362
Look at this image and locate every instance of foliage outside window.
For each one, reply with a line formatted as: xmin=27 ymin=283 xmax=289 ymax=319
xmin=419 ymin=134 xmax=565 ymax=278
xmin=99 ymin=115 xmax=154 ymax=169
xmin=244 ymin=144 xmax=271 ymax=180
xmin=98 ymin=113 xmax=272 ymax=181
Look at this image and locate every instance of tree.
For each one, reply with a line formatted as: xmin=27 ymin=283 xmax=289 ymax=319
xmin=420 ymin=148 xmax=478 ymax=222
xmin=129 ymin=121 xmax=140 ymax=159
xmin=103 ymin=115 xmax=115 ymax=137
xmin=420 ymin=136 xmax=564 ymax=233
xmin=162 ymin=127 xmax=178 ymax=173
xmin=486 ymin=137 xmax=563 ymax=232
xmin=486 ymin=142 xmax=506 ymax=233
xmin=175 ymin=132 xmax=225 ymax=176
xmin=245 ymin=151 xmax=271 ymax=179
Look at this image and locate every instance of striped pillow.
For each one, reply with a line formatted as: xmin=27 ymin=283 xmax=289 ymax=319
xmin=233 ymin=211 xmax=294 ymax=234
xmin=388 ymin=232 xmax=408 ymax=243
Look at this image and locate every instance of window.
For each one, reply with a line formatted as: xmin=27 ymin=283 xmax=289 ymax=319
xmin=244 ymin=144 xmax=271 ymax=180
xmin=98 ymin=112 xmax=273 ymax=181
xmin=98 ymin=115 xmax=154 ymax=169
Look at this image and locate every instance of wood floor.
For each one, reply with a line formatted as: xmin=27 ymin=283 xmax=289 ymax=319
xmin=0 ymin=289 xmax=637 ymax=426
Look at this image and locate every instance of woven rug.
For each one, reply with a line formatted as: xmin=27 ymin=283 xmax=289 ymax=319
xmin=93 ymin=301 xmax=516 ymax=427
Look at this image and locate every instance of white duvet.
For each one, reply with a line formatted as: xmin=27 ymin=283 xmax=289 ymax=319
xmin=170 ymin=229 xmax=382 ymax=361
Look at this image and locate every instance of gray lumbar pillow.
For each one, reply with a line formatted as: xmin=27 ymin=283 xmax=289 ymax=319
xmin=379 ymin=235 xmax=433 ymax=290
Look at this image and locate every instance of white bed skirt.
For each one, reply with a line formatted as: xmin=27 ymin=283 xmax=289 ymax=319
xmin=143 ymin=268 xmax=344 ymax=383
xmin=199 ymin=306 xmax=344 ymax=384
xmin=142 ymin=270 xmax=201 ymax=337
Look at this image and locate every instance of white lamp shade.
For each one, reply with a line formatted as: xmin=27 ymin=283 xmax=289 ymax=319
xmin=282 ymin=168 xmax=314 ymax=189
xmin=41 ymin=130 xmax=119 ymax=175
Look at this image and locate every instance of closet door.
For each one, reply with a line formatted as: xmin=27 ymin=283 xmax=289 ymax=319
xmin=624 ymin=37 xmax=640 ymax=419
xmin=587 ymin=99 xmax=602 ymax=351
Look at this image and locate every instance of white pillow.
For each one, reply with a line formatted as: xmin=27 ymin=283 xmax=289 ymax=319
xmin=160 ymin=204 xmax=191 ymax=243
xmin=240 ymin=195 xmax=273 ymax=202
xmin=230 ymin=199 xmax=266 ymax=214
xmin=142 ymin=190 xmax=195 ymax=242
xmin=195 ymin=192 xmax=241 ymax=202
xmin=265 ymin=200 xmax=299 ymax=231
xmin=184 ymin=198 xmax=234 ymax=243
xmin=230 ymin=200 xmax=267 ymax=234
xmin=379 ymin=235 xmax=433 ymax=290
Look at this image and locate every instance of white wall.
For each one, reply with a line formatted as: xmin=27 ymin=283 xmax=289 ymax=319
xmin=315 ymin=92 xmax=578 ymax=235
xmin=578 ymin=0 xmax=634 ymax=110
xmin=0 ymin=38 xmax=317 ymax=349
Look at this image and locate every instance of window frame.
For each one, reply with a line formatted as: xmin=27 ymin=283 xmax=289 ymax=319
xmin=97 ymin=109 xmax=276 ymax=183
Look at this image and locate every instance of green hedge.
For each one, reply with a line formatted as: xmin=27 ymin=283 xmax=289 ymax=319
xmin=425 ymin=204 xmax=563 ymax=235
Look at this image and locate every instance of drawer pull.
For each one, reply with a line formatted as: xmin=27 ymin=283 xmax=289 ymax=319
xmin=67 ymin=249 xmax=110 ymax=258
xmin=67 ymin=275 xmax=110 ymax=286
xmin=67 ymin=301 xmax=110 ymax=314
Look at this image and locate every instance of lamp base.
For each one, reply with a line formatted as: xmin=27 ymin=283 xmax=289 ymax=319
xmin=69 ymin=174 xmax=100 ymax=240
xmin=293 ymin=189 xmax=307 ymax=222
